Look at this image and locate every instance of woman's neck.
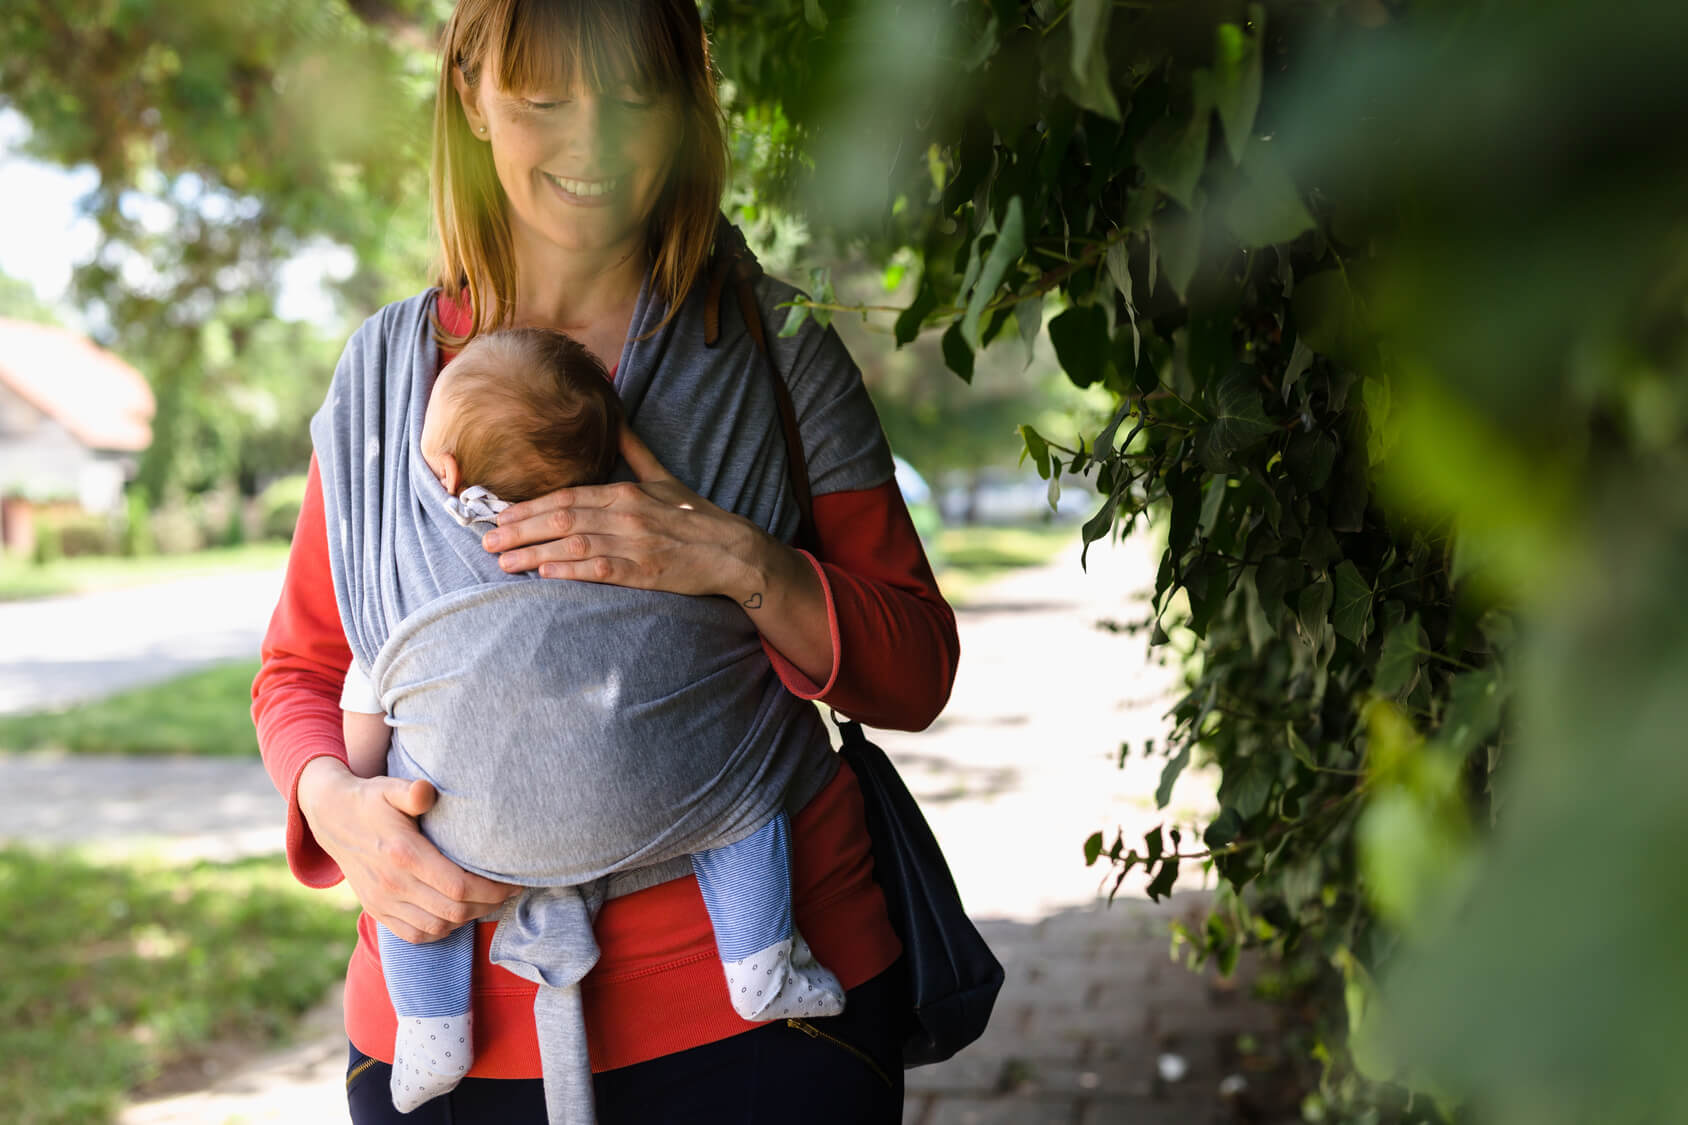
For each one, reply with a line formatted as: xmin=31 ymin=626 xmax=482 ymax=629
xmin=509 ymin=231 xmax=648 ymax=364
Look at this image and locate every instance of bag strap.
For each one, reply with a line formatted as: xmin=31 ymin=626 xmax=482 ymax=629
xmin=704 ymin=222 xmax=819 ymax=552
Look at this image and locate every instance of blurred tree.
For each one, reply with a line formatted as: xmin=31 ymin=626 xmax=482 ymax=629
xmin=0 ymin=270 xmax=64 ymax=327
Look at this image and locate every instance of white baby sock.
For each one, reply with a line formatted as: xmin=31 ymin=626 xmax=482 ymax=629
xmin=722 ymin=930 xmax=847 ymax=1022
xmin=389 ymin=1011 xmax=473 ymax=1113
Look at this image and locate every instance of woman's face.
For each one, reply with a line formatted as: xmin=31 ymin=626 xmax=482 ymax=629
xmin=458 ymin=68 xmax=684 ymax=263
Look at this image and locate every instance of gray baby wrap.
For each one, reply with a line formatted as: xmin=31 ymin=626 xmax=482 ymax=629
xmin=310 ymin=247 xmax=893 ymax=1122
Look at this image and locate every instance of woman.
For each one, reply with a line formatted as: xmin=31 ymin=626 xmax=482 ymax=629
xmin=252 ymin=1 xmax=959 ymax=1120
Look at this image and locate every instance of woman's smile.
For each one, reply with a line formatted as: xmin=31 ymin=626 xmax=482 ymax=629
xmin=542 ymin=171 xmax=625 ymax=204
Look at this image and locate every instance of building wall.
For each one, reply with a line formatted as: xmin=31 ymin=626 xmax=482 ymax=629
xmin=0 ymin=380 xmax=130 ymax=511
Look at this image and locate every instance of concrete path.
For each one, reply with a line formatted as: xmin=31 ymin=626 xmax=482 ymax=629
xmin=0 ymin=568 xmax=285 ymax=715
xmin=4 ymin=532 xmax=1285 ymax=1123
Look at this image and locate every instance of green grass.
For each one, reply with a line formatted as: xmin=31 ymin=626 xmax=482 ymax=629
xmin=0 ymin=661 xmax=262 ymax=757
xmin=933 ymin=522 xmax=1077 ymax=604
xmin=0 ymin=543 xmax=291 ymax=603
xmin=0 ymin=847 xmax=358 ymax=1125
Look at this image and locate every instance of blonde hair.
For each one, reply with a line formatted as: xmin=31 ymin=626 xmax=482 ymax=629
xmin=438 ymin=328 xmax=623 ymax=501
xmin=430 ymin=0 xmax=728 ymax=349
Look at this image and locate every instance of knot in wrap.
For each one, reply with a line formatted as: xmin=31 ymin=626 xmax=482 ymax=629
xmin=443 ymin=484 xmax=509 ymax=527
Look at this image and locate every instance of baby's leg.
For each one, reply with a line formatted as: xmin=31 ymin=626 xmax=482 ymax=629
xmin=377 ymin=922 xmax=476 ymax=1112
xmin=343 ymin=710 xmax=391 ymax=780
xmin=689 ymin=814 xmax=846 ymax=1022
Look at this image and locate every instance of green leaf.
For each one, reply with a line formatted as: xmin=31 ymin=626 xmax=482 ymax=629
xmin=1197 ymin=369 xmax=1276 ymax=469
xmin=1049 ymin=304 xmax=1110 ymax=388
xmin=1139 ymin=107 xmax=1211 ymax=211
xmin=1208 ymin=11 xmax=1264 ymax=165
xmin=1229 ymin=755 xmax=1273 ymax=819
xmin=1332 ymin=560 xmax=1375 ymax=647
xmin=1156 ymin=742 xmax=1191 ymax=809
xmin=1224 ymin=139 xmax=1314 ymax=249
xmin=1240 ymin=567 xmax=1274 ymax=656
xmin=1204 ymin=807 xmax=1242 ymax=848
xmin=1084 ymin=830 xmax=1105 ymax=866
xmin=1145 ymin=855 xmax=1181 ymax=902
xmin=1144 ymin=826 xmax=1164 ymax=864
xmin=1374 ymin=614 xmax=1422 ymax=698
xmin=804 ymin=0 xmax=828 ymax=31
xmin=1015 ymin=290 xmax=1044 ymax=368
xmin=1198 ymin=474 xmax=1229 ymax=540
xmin=1150 ymin=201 xmax=1204 ymax=300
xmin=777 ymin=300 xmax=811 ymax=339
xmin=941 ymin=320 xmax=975 ymax=382
xmin=1287 ymin=723 xmax=1317 ymax=769
xmin=1297 ymin=578 xmax=1334 ymax=645
xmin=1019 ymin=423 xmax=1051 ymax=479
xmin=1441 ymin=665 xmax=1504 ymax=757
xmin=1067 ymin=0 xmax=1121 ymax=120
xmin=962 ymin=196 xmax=1026 ymax=348
xmin=894 ymin=279 xmax=939 ymax=347
xmin=1080 ymin=493 xmax=1116 ymax=570
xmin=1293 ymin=269 xmax=1365 ymax=366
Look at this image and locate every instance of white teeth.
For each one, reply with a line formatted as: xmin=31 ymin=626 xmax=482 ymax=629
xmin=548 ymin=173 xmax=619 ymax=198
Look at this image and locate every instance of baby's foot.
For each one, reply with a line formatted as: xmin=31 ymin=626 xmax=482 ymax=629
xmin=723 ymin=932 xmax=847 ymax=1022
xmin=389 ymin=1012 xmax=473 ymax=1113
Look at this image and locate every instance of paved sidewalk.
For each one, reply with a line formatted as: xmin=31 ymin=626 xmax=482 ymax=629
xmin=6 ymin=531 xmax=1289 ymax=1123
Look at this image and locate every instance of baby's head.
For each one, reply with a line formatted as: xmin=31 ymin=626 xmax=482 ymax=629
xmin=420 ymin=327 xmax=623 ymax=502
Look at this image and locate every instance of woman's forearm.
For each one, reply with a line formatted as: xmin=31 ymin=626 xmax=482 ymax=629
xmin=726 ymin=526 xmax=836 ymax=685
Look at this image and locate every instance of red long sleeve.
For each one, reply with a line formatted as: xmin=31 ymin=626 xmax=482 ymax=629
xmin=760 ymin=481 xmax=959 ymax=731
xmin=250 ymin=455 xmax=353 ymax=888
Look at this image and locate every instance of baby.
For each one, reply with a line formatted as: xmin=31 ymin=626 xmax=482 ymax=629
xmin=339 ymin=327 xmax=844 ymax=1112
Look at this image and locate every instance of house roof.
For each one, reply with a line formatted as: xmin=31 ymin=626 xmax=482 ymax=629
xmin=0 ymin=318 xmax=155 ymax=452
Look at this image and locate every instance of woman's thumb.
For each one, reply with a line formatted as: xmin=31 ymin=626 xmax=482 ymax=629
xmin=384 ymin=777 xmax=437 ymax=818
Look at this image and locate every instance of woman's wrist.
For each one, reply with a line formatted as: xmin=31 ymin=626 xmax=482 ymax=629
xmin=296 ymin=754 xmax=353 ymax=825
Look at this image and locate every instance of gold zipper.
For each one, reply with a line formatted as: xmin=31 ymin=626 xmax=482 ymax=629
xmin=785 ymin=1018 xmax=894 ymax=1090
xmin=345 ymin=1055 xmax=378 ymax=1090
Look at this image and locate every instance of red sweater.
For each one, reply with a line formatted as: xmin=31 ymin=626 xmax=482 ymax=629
xmin=251 ymin=308 xmax=958 ymax=1074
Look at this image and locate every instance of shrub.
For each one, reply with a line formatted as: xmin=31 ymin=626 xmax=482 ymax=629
xmin=258 ymin=474 xmax=309 ymax=542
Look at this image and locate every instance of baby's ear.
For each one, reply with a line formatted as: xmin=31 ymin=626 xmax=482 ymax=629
xmin=438 ymin=451 xmax=462 ymax=496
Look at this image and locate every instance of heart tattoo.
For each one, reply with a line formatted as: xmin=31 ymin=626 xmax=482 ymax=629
xmin=742 ymin=593 xmax=764 ymax=609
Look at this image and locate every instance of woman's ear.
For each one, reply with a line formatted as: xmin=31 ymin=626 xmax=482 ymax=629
xmin=452 ymin=65 xmax=489 ymax=140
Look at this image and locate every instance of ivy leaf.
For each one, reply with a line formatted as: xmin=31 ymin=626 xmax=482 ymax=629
xmin=894 ymin=278 xmax=939 ymax=347
xmin=1139 ymin=106 xmax=1211 ymax=211
xmin=1224 ymin=139 xmax=1314 ymax=249
xmin=1145 ymin=855 xmax=1181 ymax=902
xmin=1015 ymin=290 xmax=1044 ymax=368
xmin=942 ymin=320 xmax=975 ymax=382
xmin=1441 ymin=665 xmax=1504 ymax=757
xmin=1080 ymin=493 xmax=1115 ymax=570
xmin=1287 ymin=723 xmax=1317 ymax=769
xmin=1208 ymin=11 xmax=1264 ymax=166
xmin=1229 ymin=755 xmax=1273 ymax=818
xmin=1204 ymin=807 xmax=1242 ymax=848
xmin=1144 ymin=825 xmax=1164 ymax=864
xmin=1019 ymin=423 xmax=1051 ymax=479
xmin=1150 ymin=201 xmax=1204 ymax=301
xmin=1049 ymin=304 xmax=1110 ymax=388
xmin=804 ymin=0 xmax=828 ymax=31
xmin=1297 ymin=578 xmax=1334 ymax=647
xmin=1282 ymin=336 xmax=1314 ymax=402
xmin=1294 ymin=269 xmax=1365 ymax=366
xmin=962 ymin=195 xmax=1026 ymax=348
xmin=1284 ymin=429 xmax=1338 ymax=492
xmin=1374 ymin=614 xmax=1422 ymax=698
xmin=1332 ymin=560 xmax=1375 ymax=647
xmin=1156 ymin=741 xmax=1191 ymax=809
xmin=1067 ymin=0 xmax=1121 ymax=120
xmin=1197 ymin=369 xmax=1275 ymax=470
xmin=777 ymin=300 xmax=811 ymax=339
xmin=1084 ymin=830 xmax=1105 ymax=866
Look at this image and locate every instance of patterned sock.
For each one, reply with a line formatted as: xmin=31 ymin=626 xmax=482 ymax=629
xmin=721 ymin=929 xmax=847 ymax=1022
xmin=377 ymin=922 xmax=476 ymax=1113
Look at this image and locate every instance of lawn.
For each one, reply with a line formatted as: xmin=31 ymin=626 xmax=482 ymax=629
xmin=0 ymin=543 xmax=291 ymax=603
xmin=0 ymin=847 xmax=358 ymax=1125
xmin=932 ymin=522 xmax=1077 ymax=604
xmin=0 ymin=661 xmax=262 ymax=757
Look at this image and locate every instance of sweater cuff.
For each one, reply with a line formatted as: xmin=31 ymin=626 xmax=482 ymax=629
xmin=761 ymin=549 xmax=841 ymax=700
xmin=286 ymin=748 xmax=349 ymax=889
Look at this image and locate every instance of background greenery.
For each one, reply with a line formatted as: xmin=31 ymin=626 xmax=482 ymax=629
xmin=2 ymin=1 xmax=1685 ymax=1122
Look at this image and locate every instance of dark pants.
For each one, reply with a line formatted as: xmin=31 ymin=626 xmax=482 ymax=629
xmin=346 ymin=963 xmax=906 ymax=1123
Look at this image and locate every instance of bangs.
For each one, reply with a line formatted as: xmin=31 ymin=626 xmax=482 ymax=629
xmin=488 ymin=0 xmax=684 ymax=97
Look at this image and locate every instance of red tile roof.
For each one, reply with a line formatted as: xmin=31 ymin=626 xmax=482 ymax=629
xmin=0 ymin=318 xmax=154 ymax=452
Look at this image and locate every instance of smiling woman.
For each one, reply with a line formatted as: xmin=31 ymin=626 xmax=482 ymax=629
xmin=431 ymin=0 xmax=726 ymax=349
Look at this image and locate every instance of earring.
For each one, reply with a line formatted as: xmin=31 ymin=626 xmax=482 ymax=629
xmin=478 ymin=125 xmax=487 ymax=135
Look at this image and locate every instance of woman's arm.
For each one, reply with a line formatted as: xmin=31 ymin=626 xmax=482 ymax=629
xmin=252 ymin=457 xmax=514 ymax=941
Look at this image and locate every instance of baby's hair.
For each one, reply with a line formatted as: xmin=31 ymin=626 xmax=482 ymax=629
xmin=438 ymin=328 xmax=623 ymax=502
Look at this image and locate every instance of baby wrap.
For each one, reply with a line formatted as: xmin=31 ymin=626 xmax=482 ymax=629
xmin=309 ymin=231 xmax=893 ymax=1123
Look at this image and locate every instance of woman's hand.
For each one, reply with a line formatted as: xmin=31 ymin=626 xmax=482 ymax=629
xmin=482 ymin=428 xmax=836 ymax=682
xmin=296 ymin=757 xmax=516 ymax=944
xmin=483 ymin=428 xmax=769 ymax=603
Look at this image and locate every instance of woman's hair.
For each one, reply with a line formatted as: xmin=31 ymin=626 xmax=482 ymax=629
xmin=430 ymin=0 xmax=728 ymax=350
xmin=439 ymin=327 xmax=624 ymax=501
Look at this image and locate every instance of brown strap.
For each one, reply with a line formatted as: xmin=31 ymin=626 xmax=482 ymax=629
xmin=706 ymin=225 xmax=819 ymax=552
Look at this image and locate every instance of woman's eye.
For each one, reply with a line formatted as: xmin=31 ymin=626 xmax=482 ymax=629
xmin=524 ymin=99 xmax=564 ymax=111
